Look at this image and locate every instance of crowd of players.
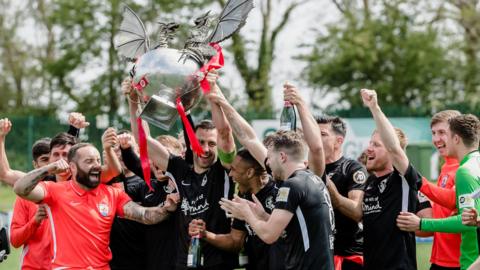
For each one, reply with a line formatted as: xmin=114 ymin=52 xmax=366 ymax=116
xmin=0 ymin=71 xmax=480 ymax=270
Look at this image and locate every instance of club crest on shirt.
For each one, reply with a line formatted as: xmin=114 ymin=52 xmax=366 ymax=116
xmin=265 ymin=196 xmax=275 ymax=211
xmin=163 ymin=184 xmax=175 ymax=194
xmin=378 ymin=179 xmax=388 ymax=193
xmin=459 ymin=194 xmax=475 ymax=209
xmin=353 ymin=171 xmax=367 ymax=184
xmin=276 ymin=187 xmax=290 ymax=203
xmin=440 ymin=175 xmax=448 ymax=188
xmin=201 ymin=175 xmax=208 ymax=187
xmin=97 ymin=203 xmax=110 ymax=217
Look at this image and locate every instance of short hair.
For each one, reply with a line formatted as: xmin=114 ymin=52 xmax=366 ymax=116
xmin=315 ymin=115 xmax=347 ymax=137
xmin=32 ymin=138 xmax=51 ymax=161
xmin=236 ymin=148 xmax=265 ymax=176
xmin=268 ymin=130 xmax=306 ymax=162
xmin=431 ymin=110 xmax=461 ymax=127
xmin=68 ymin=143 xmax=94 ymax=162
xmin=194 ymin=120 xmax=216 ymax=132
xmin=156 ymin=135 xmax=183 ymax=156
xmin=50 ymin=132 xmax=78 ymax=150
xmin=449 ymin=114 xmax=480 ymax=148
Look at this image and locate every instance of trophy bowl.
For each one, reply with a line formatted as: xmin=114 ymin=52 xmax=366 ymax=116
xmin=132 ymin=48 xmax=203 ymax=130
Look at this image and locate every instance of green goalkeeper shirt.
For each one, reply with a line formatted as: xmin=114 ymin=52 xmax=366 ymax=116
xmin=421 ymin=150 xmax=480 ymax=270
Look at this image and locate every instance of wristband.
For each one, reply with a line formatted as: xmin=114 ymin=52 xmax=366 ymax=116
xmin=218 ymin=148 xmax=236 ymax=164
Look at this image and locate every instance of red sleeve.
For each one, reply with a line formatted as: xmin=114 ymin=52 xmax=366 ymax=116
xmin=10 ymin=198 xmax=40 ymax=248
xmin=419 ymin=177 xmax=456 ymax=210
xmin=39 ymin=181 xmax=54 ymax=205
xmin=115 ymin=189 xmax=132 ymax=218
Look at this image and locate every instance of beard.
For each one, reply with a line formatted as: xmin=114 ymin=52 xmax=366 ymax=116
xmin=76 ymin=167 xmax=101 ymax=189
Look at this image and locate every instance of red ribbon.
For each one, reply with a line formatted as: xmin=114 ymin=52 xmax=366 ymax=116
xmin=199 ymin=43 xmax=224 ymax=93
xmin=137 ymin=117 xmax=154 ymax=191
xmin=176 ymin=98 xmax=204 ymax=156
xmin=334 ymin=255 xmax=363 ymax=270
xmin=131 ymin=77 xmax=154 ymax=192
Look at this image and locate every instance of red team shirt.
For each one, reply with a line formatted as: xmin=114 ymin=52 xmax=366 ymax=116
xmin=39 ymin=180 xmax=131 ymax=269
xmin=10 ymin=197 xmax=52 ymax=270
xmin=420 ymin=157 xmax=460 ymax=268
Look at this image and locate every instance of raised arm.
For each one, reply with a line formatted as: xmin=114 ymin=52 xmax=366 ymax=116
xmin=122 ymin=193 xmax=178 ymax=225
xmin=284 ymin=83 xmax=325 ymax=177
xmin=100 ymin=127 xmax=122 ymax=182
xmin=361 ymin=89 xmax=409 ymax=174
xmin=205 ymin=71 xmax=235 ymax=155
xmin=13 ymin=160 xmax=69 ymax=202
xmin=122 ymin=77 xmax=170 ymax=171
xmin=0 ymin=118 xmax=25 ymax=186
xmin=67 ymin=112 xmax=90 ymax=137
xmin=206 ymin=89 xmax=267 ymax=168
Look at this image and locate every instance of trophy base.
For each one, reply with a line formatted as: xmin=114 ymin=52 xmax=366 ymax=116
xmin=139 ymin=95 xmax=178 ymax=131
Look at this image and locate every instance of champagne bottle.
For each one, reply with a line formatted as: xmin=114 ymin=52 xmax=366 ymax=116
xmin=279 ymin=101 xmax=296 ymax=131
xmin=187 ymin=235 xmax=202 ymax=268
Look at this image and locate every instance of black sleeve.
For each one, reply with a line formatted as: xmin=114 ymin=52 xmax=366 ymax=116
xmin=274 ymin=180 xmax=303 ymax=214
xmin=346 ymin=161 xmax=368 ymax=191
xmin=166 ymin=155 xmax=189 ymax=187
xmin=402 ymin=164 xmax=422 ymax=191
xmin=67 ymin=125 xmax=80 ymax=138
xmin=231 ymin=218 xmax=247 ymax=232
xmin=416 ymin=191 xmax=432 ymax=213
xmin=120 ymin=147 xmax=144 ymax=178
xmin=183 ymin=114 xmax=194 ymax=165
xmin=123 ymin=176 xmax=146 ymax=203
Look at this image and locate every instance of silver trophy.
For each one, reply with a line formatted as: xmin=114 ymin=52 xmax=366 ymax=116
xmin=114 ymin=1 xmax=254 ymax=130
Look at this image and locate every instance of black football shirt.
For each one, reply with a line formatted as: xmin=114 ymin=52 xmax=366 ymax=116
xmin=325 ymin=156 xmax=367 ymax=256
xmin=274 ymin=169 xmax=335 ymax=270
xmin=362 ymin=164 xmax=422 ymax=270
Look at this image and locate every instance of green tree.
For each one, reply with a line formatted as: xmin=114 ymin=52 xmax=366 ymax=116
xmin=303 ymin=0 xmax=458 ymax=116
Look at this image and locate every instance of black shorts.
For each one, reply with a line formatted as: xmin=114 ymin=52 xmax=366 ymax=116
xmin=430 ymin=264 xmax=460 ymax=270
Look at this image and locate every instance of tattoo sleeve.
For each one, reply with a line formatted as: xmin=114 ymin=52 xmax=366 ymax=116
xmin=14 ymin=167 xmax=49 ymax=197
xmin=123 ymin=201 xmax=170 ymax=225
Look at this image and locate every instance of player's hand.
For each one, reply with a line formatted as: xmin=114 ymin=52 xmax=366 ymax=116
xmin=102 ymin=128 xmax=118 ymax=150
xmin=68 ymin=112 xmax=90 ymax=129
xmin=247 ymin=194 xmax=269 ymax=221
xmin=34 ymin=204 xmax=48 ymax=224
xmin=360 ymin=89 xmax=378 ymax=109
xmin=118 ymin=133 xmax=133 ymax=149
xmin=205 ymin=69 xmax=219 ymax=90
xmin=164 ymin=193 xmax=179 ymax=213
xmin=283 ymin=82 xmax=304 ymax=106
xmin=396 ymin=211 xmax=421 ymax=232
xmin=462 ymin=208 xmax=479 ymax=226
xmin=0 ymin=118 xmax=12 ymax=138
xmin=48 ymin=159 xmax=70 ymax=175
xmin=188 ymin=219 xmax=206 ymax=238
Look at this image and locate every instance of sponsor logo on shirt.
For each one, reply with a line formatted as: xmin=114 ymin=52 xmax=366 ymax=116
xmin=180 ymin=194 xmax=210 ymax=216
xmin=459 ymin=194 xmax=475 ymax=209
xmin=363 ymin=196 xmax=382 ymax=215
xmin=276 ymin=187 xmax=290 ymax=203
xmin=353 ymin=171 xmax=367 ymax=184
xmin=98 ymin=203 xmax=110 ymax=217
xmin=181 ymin=180 xmax=191 ymax=186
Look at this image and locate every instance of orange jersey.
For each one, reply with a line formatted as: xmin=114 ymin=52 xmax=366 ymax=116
xmin=426 ymin=157 xmax=461 ymax=267
xmin=39 ymin=180 xmax=131 ymax=269
xmin=10 ymin=197 xmax=51 ymax=270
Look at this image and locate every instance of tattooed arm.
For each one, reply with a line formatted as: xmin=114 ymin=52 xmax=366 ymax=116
xmin=13 ymin=160 xmax=69 ymax=202
xmin=123 ymin=193 xmax=179 ymax=225
xmin=206 ymin=91 xmax=267 ymax=168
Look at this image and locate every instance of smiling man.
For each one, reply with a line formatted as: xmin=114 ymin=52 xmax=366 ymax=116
xmin=13 ymin=143 xmax=177 ymax=269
